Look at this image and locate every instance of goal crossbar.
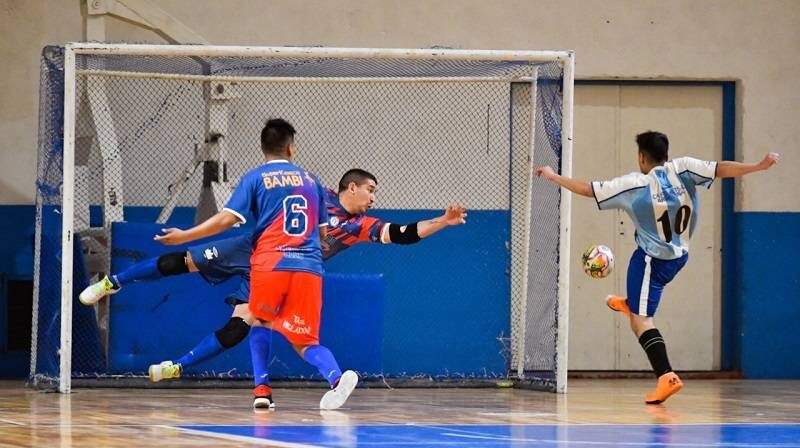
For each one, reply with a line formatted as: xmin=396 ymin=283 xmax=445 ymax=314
xmin=68 ymin=42 xmax=573 ymax=63
xmin=77 ymin=69 xmax=537 ymax=84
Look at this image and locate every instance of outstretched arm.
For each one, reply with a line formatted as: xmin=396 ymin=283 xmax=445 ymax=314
xmin=155 ymin=210 xmax=241 ymax=245
xmin=716 ymin=152 xmax=780 ymax=178
xmin=419 ymin=204 xmax=467 ymax=238
xmin=383 ymin=204 xmax=467 ymax=244
xmin=534 ymin=166 xmax=593 ymax=198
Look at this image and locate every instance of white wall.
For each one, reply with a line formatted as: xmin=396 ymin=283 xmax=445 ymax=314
xmin=2 ymin=0 xmax=798 ymax=211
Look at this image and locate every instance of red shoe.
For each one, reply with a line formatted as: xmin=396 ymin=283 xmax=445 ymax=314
xmin=605 ymin=295 xmax=631 ymax=315
xmin=253 ymin=384 xmax=275 ymax=409
xmin=645 ymin=372 xmax=683 ymax=405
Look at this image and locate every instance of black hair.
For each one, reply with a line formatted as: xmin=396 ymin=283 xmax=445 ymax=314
xmin=260 ymin=118 xmax=296 ymax=155
xmin=636 ymin=131 xmax=669 ymax=164
xmin=337 ymin=168 xmax=378 ymax=193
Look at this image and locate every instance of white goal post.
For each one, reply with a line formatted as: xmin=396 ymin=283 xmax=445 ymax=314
xmin=47 ymin=43 xmax=573 ymax=393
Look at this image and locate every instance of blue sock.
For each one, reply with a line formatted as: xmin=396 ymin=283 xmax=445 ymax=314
xmin=112 ymin=256 xmax=162 ymax=288
xmin=303 ymin=345 xmax=342 ymax=387
xmin=174 ymin=333 xmax=223 ymax=368
xmin=250 ymin=327 xmax=273 ymax=387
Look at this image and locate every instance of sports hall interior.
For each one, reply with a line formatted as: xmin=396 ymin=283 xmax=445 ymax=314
xmin=1 ymin=1 xmax=798 ymax=447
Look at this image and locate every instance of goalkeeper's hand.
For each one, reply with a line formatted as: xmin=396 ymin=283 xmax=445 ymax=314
xmin=154 ymin=228 xmax=187 ymax=245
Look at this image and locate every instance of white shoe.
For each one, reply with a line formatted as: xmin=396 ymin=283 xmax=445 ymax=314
xmin=148 ymin=361 xmax=181 ymax=382
xmin=319 ymin=370 xmax=358 ymax=410
xmin=79 ymin=275 xmax=120 ymax=306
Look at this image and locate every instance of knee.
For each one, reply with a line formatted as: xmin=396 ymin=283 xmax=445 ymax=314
xmin=293 ymin=344 xmax=311 ymax=357
xmin=232 ymin=303 xmax=258 ymax=326
xmin=156 ymin=252 xmax=189 ymax=276
xmin=214 ymin=317 xmax=251 ymax=348
xmin=629 ymin=314 xmax=654 ymax=337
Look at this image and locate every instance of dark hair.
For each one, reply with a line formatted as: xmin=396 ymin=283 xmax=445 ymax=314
xmin=260 ymin=118 xmax=296 ymax=155
xmin=338 ymin=168 xmax=378 ymax=193
xmin=636 ymin=131 xmax=669 ymax=164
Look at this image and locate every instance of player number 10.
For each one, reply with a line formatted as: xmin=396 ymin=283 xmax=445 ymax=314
xmin=283 ymin=195 xmax=308 ymax=236
xmin=656 ymin=205 xmax=691 ymax=243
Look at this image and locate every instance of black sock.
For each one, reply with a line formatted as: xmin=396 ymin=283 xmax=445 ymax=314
xmin=638 ymin=328 xmax=672 ymax=377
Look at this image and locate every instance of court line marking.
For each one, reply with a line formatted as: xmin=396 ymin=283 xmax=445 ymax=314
xmin=166 ymin=425 xmax=322 ymax=448
xmin=422 ymin=424 xmax=800 ymax=448
xmin=477 ymin=411 xmax=559 ymax=417
xmin=158 ymin=422 xmax=800 ymax=427
xmin=441 ymin=432 xmax=800 ymax=447
xmin=166 ymin=423 xmax=800 ymax=448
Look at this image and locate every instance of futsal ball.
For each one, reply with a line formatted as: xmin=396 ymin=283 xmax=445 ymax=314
xmin=581 ymin=244 xmax=614 ymax=279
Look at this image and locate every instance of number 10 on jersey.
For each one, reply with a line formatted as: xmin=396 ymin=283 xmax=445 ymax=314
xmin=656 ymin=205 xmax=691 ymax=243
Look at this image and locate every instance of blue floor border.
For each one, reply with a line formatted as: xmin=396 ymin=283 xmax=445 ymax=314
xmin=178 ymin=423 xmax=800 ymax=447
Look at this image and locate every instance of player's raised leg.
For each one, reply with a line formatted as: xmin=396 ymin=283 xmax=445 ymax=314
xmin=79 ymin=251 xmax=192 ymax=305
xmin=149 ymin=299 xmax=253 ymax=382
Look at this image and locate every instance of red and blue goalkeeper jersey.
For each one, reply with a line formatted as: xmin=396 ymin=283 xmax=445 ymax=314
xmin=322 ymin=188 xmax=388 ymax=260
xmin=224 ymin=159 xmax=328 ymax=275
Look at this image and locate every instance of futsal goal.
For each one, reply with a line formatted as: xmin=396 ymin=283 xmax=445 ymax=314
xmin=31 ymin=43 xmax=574 ymax=393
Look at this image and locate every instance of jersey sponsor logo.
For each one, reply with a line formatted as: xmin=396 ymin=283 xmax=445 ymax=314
xmin=652 ymin=170 xmax=686 ymax=203
xmin=261 ymin=170 xmax=304 ymax=189
xmin=203 ymin=246 xmax=219 ymax=260
xmin=651 ymin=185 xmax=686 ymax=203
xmin=282 ymin=315 xmax=311 ymax=335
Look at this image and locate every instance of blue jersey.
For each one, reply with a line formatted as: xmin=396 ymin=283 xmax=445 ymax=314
xmin=223 ymin=159 xmax=328 ymax=275
xmin=591 ymin=157 xmax=717 ymax=260
xmin=190 ymin=188 xmax=389 ymax=304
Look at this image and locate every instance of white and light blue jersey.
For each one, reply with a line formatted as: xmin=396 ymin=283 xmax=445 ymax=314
xmin=591 ymin=157 xmax=717 ymax=260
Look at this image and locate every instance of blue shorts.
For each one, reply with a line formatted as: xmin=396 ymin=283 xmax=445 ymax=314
xmin=626 ymin=247 xmax=688 ymax=317
xmin=187 ymin=234 xmax=252 ymax=304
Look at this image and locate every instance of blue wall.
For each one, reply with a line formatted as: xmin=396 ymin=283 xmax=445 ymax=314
xmin=735 ymin=212 xmax=800 ymax=378
xmin=3 ymin=204 xmax=799 ymax=378
xmin=0 ymin=206 xmax=35 ymax=281
xmin=327 ymin=209 xmax=510 ymax=377
xmin=16 ymin=206 xmax=510 ymax=379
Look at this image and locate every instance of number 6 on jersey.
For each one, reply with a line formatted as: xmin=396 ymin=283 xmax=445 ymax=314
xmin=283 ymin=195 xmax=308 ymax=235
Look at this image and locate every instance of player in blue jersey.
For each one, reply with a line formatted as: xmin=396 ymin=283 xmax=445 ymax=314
xmin=151 ymin=118 xmax=355 ymax=410
xmin=79 ymin=167 xmax=467 ymax=408
xmin=535 ymin=131 xmax=779 ymax=404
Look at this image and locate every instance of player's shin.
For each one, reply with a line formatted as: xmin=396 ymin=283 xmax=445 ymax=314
xmin=113 ymin=252 xmax=188 ymax=287
xmin=173 ymin=333 xmax=224 ymax=369
xmin=303 ymin=345 xmax=342 ymax=387
xmin=250 ymin=326 xmax=273 ymax=387
xmin=638 ymin=328 xmax=672 ymax=377
xmin=174 ymin=317 xmax=251 ymax=368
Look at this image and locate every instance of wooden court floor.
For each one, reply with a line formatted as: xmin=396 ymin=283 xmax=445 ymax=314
xmin=1 ymin=379 xmax=799 ymax=447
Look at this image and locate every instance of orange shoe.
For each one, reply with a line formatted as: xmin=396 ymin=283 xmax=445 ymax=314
xmin=645 ymin=372 xmax=683 ymax=405
xmin=605 ymin=295 xmax=631 ymax=315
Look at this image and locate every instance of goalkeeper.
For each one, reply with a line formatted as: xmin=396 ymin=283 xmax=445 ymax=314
xmin=79 ymin=168 xmax=466 ymax=401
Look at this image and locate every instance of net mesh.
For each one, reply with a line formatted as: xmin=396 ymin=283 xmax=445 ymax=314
xmin=31 ymin=46 xmax=565 ymax=389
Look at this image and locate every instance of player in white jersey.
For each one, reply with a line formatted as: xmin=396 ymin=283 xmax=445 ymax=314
xmin=536 ymin=131 xmax=779 ymax=404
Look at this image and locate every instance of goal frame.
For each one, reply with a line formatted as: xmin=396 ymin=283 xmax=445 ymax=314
xmin=51 ymin=43 xmax=574 ymax=394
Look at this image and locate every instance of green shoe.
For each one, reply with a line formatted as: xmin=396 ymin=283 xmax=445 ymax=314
xmin=79 ymin=275 xmax=119 ymax=306
xmin=149 ymin=361 xmax=182 ymax=382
